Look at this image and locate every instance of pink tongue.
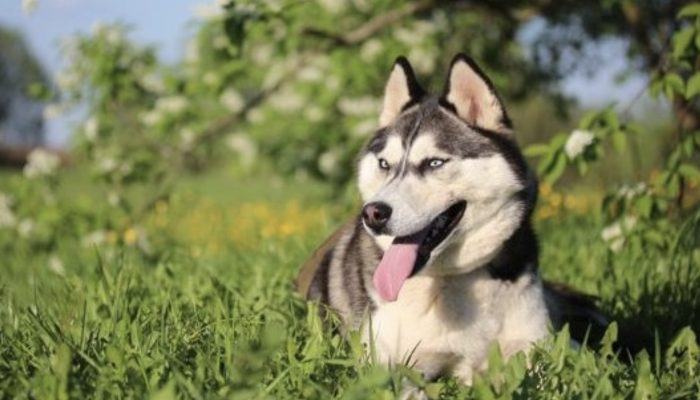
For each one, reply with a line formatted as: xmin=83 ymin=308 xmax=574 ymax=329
xmin=372 ymin=243 xmax=419 ymax=302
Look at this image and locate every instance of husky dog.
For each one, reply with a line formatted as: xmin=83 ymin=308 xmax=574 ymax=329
xmin=296 ymin=55 xmax=608 ymax=385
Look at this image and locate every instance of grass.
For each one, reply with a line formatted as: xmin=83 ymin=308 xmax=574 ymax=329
xmin=1 ymin=167 xmax=699 ymax=399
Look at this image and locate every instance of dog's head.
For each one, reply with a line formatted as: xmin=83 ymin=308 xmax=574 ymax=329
xmin=357 ymin=55 xmax=537 ymax=301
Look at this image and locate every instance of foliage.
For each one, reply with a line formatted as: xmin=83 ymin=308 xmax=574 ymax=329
xmin=1 ymin=175 xmax=699 ymax=398
xmin=526 ymin=3 xmax=700 ymax=251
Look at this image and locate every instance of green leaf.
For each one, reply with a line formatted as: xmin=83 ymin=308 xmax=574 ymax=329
xmin=524 ymin=144 xmax=550 ymax=157
xmin=672 ymin=27 xmax=695 ymax=59
xmin=612 ymin=130 xmax=627 ymax=152
xmin=633 ymin=351 xmax=657 ymax=400
xmin=545 ymin=151 xmax=568 ymax=185
xmin=679 ymin=163 xmax=700 ymax=181
xmin=686 ymin=72 xmax=700 ymax=99
xmin=679 ymin=3 xmax=700 ymax=18
xmin=664 ymin=73 xmax=685 ymax=98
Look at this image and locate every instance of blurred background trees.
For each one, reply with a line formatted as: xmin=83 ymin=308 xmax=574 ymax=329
xmin=0 ymin=0 xmax=698 ymax=253
xmin=0 ymin=25 xmax=48 ymax=165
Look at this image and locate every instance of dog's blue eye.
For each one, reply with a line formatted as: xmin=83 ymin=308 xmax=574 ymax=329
xmin=428 ymin=158 xmax=446 ymax=169
xmin=378 ymin=158 xmax=390 ymax=170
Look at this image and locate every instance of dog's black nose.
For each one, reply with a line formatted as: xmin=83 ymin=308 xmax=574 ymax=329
xmin=362 ymin=202 xmax=392 ymax=232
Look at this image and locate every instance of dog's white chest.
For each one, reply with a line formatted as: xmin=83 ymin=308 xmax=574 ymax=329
xmin=363 ymin=270 xmax=550 ymax=381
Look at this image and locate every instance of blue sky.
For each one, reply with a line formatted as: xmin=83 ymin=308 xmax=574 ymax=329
xmin=1 ymin=0 xmax=650 ymax=147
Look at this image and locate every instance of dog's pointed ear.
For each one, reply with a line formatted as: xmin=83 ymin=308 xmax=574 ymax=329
xmin=440 ymin=54 xmax=512 ymax=134
xmin=379 ymin=57 xmax=425 ymax=127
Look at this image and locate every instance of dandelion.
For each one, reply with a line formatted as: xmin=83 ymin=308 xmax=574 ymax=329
xmin=0 ymin=192 xmax=16 ymax=228
xmin=24 ymin=148 xmax=60 ymax=178
xmin=123 ymin=227 xmax=138 ymax=245
xmin=48 ymin=255 xmax=65 ymax=275
xmin=220 ymin=88 xmax=245 ymax=113
xmin=564 ymin=129 xmax=594 ymax=159
xmin=22 ymin=0 xmax=37 ymax=15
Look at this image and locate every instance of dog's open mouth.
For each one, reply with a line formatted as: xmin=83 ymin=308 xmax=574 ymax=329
xmin=372 ymin=200 xmax=467 ymax=302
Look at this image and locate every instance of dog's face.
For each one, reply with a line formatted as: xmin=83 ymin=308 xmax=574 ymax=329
xmin=358 ymin=55 xmax=535 ymax=300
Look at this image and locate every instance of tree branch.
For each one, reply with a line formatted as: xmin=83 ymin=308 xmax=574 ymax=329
xmin=303 ymin=0 xmax=436 ymax=46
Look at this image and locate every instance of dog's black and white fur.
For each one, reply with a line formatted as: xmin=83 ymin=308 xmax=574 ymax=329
xmin=297 ymin=55 xmax=606 ymax=385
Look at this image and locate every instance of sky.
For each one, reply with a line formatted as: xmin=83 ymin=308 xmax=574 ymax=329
xmin=0 ymin=0 xmax=651 ymax=148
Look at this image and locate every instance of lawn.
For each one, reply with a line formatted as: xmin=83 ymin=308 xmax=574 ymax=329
xmin=1 ymin=167 xmax=698 ymax=399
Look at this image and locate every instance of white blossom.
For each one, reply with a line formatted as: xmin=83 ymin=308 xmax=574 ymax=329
xmin=360 ymin=39 xmax=384 ymax=62
xmin=213 ymin=35 xmax=228 ymax=50
xmin=227 ymin=133 xmax=257 ymax=166
xmin=618 ymin=182 xmax=648 ymax=200
xmin=337 ymin=96 xmax=379 ymax=116
xmin=318 ymin=0 xmax=347 ymax=14
xmin=246 ymin=108 xmax=265 ymax=123
xmin=55 ymin=69 xmax=80 ymax=92
xmin=180 ymin=128 xmax=196 ymax=148
xmin=22 ymin=0 xmax=37 ymax=14
xmin=193 ymin=2 xmax=225 ymax=19
xmin=17 ymin=219 xmax=35 ymax=238
xmin=220 ymin=88 xmax=245 ymax=113
xmin=304 ymin=106 xmax=324 ymax=122
xmin=98 ymin=157 xmax=118 ymax=173
xmin=0 ymin=192 xmax=16 ymax=228
xmin=156 ymin=95 xmax=188 ymax=114
xmin=140 ymin=110 xmax=162 ymax=127
xmin=140 ymin=73 xmax=166 ymax=93
xmin=298 ymin=65 xmax=323 ymax=82
xmin=250 ymin=44 xmax=273 ymax=66
xmin=203 ymin=72 xmax=218 ymax=87
xmin=564 ymin=129 xmax=595 ymax=159
xmin=601 ymin=216 xmax=637 ymax=252
xmin=24 ymin=148 xmax=60 ymax=178
xmin=269 ymin=87 xmax=305 ymax=113
xmin=353 ymin=118 xmax=377 ymax=137
xmin=108 ymin=191 xmax=120 ymax=207
xmin=43 ymin=103 xmax=64 ymax=120
xmin=185 ymin=39 xmax=200 ymax=63
xmin=48 ymin=255 xmax=65 ymax=275
xmin=83 ymin=117 xmax=99 ymax=141
xmin=408 ymin=47 xmax=437 ymax=74
xmin=318 ymin=150 xmax=341 ymax=176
